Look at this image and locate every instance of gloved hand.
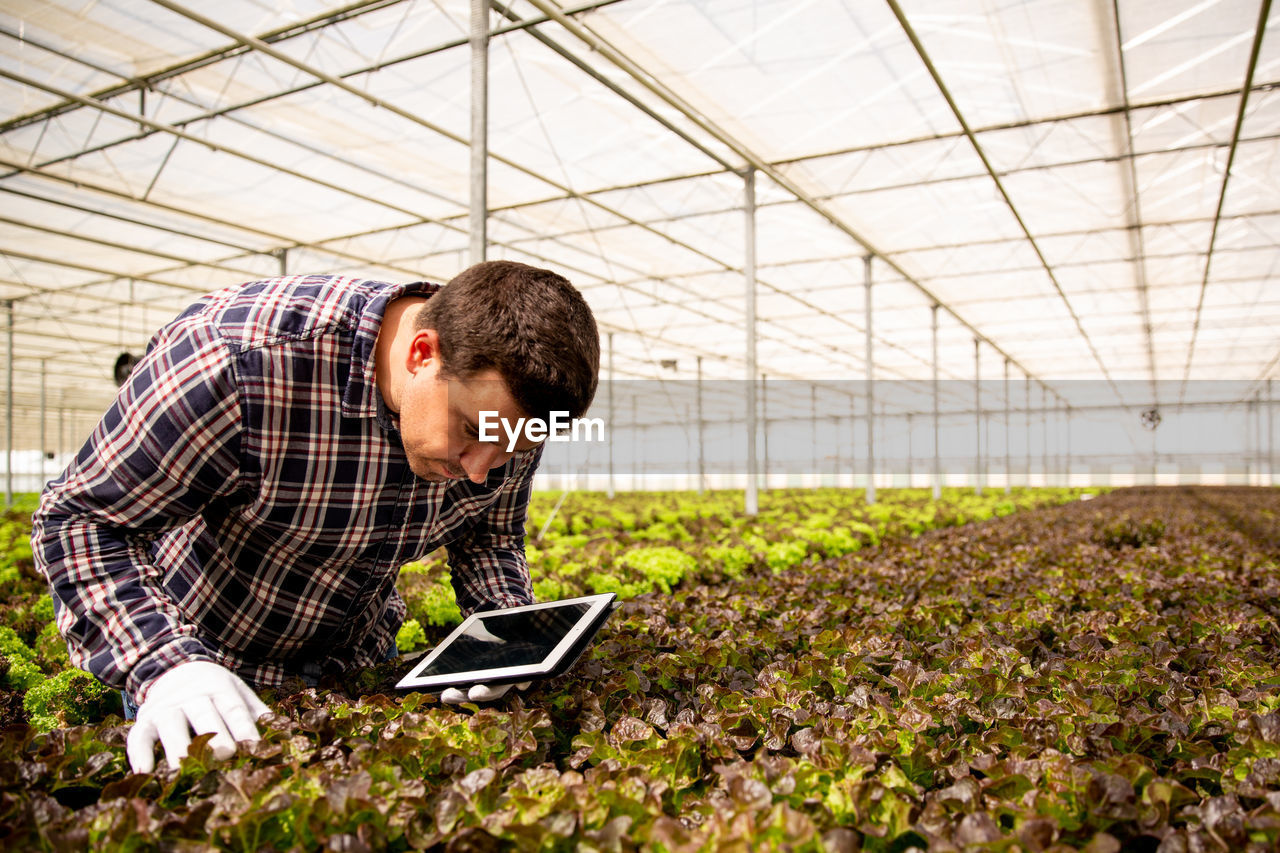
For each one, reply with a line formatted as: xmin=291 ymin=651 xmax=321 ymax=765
xmin=440 ymin=681 xmax=532 ymax=704
xmin=125 ymin=661 xmax=271 ymax=773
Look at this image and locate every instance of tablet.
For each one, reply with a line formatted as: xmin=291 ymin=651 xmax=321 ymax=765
xmin=395 ymin=593 xmax=618 ymax=692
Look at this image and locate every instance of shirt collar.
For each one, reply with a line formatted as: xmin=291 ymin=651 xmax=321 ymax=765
xmin=342 ymin=280 xmax=441 ymax=426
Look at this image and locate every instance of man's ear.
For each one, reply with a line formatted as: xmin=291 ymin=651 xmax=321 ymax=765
xmin=406 ymin=328 xmax=441 ymax=374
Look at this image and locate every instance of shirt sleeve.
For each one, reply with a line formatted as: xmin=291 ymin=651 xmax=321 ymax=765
xmin=444 ymin=443 xmax=544 ymax=615
xmin=30 ymin=310 xmax=244 ymax=703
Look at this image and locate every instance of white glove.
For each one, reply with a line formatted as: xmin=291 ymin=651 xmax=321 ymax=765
xmin=440 ymin=681 xmax=532 ymax=705
xmin=125 ymin=661 xmax=271 ymax=773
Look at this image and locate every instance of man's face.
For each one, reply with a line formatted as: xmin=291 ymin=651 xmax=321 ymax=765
xmin=397 ymin=340 xmax=539 ymax=483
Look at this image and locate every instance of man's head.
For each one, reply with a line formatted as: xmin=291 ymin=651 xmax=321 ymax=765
xmin=416 ymin=261 xmax=599 ymax=421
xmin=389 ymin=261 xmax=599 ymax=484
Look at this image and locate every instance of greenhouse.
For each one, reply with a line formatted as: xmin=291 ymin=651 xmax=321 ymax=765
xmin=1 ymin=0 xmax=1278 ymax=849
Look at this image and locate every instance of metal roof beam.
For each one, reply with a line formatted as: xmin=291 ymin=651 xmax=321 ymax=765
xmin=0 ymin=249 xmax=211 ymax=298
xmin=416 ymin=125 xmax=1280 ymax=232
xmin=0 ymin=0 xmax=410 ymax=135
xmin=0 ymin=0 xmax=627 ymax=137
xmin=1101 ymin=0 xmax=1155 ymax=396
xmin=0 ymin=155 xmax=433 ymax=276
xmin=771 ymin=80 xmax=1280 ymax=170
xmin=0 ymin=29 xmax=462 ymax=216
xmin=448 ymin=81 xmax=1280 ymax=208
xmin=1179 ymin=0 xmax=1273 ymax=401
xmin=0 ymin=68 xmax=457 ymax=234
xmin=0 ymin=186 xmax=267 ymax=256
xmin=270 ymin=145 xmax=1280 ymax=274
xmin=885 ymin=0 xmax=1127 ymax=405
xmin=0 ymin=215 xmax=275 ymax=282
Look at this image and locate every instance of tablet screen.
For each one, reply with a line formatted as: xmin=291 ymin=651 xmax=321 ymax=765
xmin=395 ymin=593 xmax=616 ymax=691
xmin=415 ymin=602 xmax=591 ymax=677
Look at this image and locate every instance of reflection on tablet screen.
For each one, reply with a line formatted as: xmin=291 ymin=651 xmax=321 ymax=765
xmin=414 ymin=601 xmax=591 ymax=676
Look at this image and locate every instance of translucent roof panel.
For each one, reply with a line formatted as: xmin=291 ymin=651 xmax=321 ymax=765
xmin=0 ymin=0 xmax=1276 ymax=449
xmin=1119 ymin=0 xmax=1266 ymax=102
xmin=898 ymin=0 xmax=1113 ymax=125
xmin=585 ymin=0 xmax=964 ymax=159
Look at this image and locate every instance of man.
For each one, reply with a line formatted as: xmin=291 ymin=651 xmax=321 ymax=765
xmin=31 ymin=260 xmax=599 ymax=773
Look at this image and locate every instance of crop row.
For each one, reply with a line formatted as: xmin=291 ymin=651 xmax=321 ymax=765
xmin=395 ymin=487 xmax=1086 ymax=651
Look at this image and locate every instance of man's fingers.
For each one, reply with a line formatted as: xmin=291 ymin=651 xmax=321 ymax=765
xmin=181 ymin=697 xmax=236 ymax=760
xmin=154 ymin=710 xmax=194 ymax=768
xmin=125 ymin=718 xmax=158 ymax=774
xmin=468 ymin=683 xmax=512 ymax=702
xmin=441 ymin=683 xmax=523 ymax=704
xmin=212 ymin=692 xmax=263 ymax=746
xmin=235 ymin=680 xmax=272 ymax=721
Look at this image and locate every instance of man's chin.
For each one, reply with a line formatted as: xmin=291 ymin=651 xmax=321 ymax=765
xmin=408 ymin=459 xmax=444 ymax=481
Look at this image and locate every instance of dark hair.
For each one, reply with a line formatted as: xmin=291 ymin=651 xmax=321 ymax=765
xmin=416 ymin=261 xmax=599 ymax=420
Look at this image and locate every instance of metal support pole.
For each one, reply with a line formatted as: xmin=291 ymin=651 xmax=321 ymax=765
xmin=1060 ymin=399 xmax=1068 ymax=486
xmin=811 ymin=384 xmax=818 ymax=484
xmin=931 ymin=303 xmax=941 ymax=501
xmin=1024 ymin=375 xmax=1032 ymax=486
xmin=832 ymin=414 xmax=841 ymax=483
xmin=696 ymin=355 xmax=705 ymax=495
xmin=1054 ymin=397 xmax=1062 ymax=484
xmin=1047 ymin=395 xmax=1054 ymax=486
xmin=278 ymin=247 xmax=289 ymax=277
xmin=1258 ymin=392 xmax=1265 ymax=486
xmin=850 ymin=396 xmax=857 ymax=486
xmin=878 ymin=401 xmax=885 ymax=492
xmin=761 ymin=374 xmax=769 ymax=492
xmin=906 ymin=412 xmax=914 ymax=484
xmin=1039 ymin=384 xmax=1049 ymax=483
xmin=606 ymin=331 xmax=614 ymax=499
xmin=682 ymin=404 xmax=691 ymax=490
xmin=1245 ymin=397 xmax=1254 ymax=484
xmin=469 ymin=0 xmax=490 ymax=264
xmin=985 ymin=384 xmax=993 ymax=486
xmin=1254 ymin=393 xmax=1263 ymax=485
xmin=1269 ymin=379 xmax=1275 ymax=487
xmin=864 ymin=255 xmax=876 ymax=504
xmin=1050 ymin=398 xmax=1059 ymax=487
xmin=39 ymin=360 xmax=46 ymax=488
xmin=1003 ymin=358 xmax=1011 ymax=494
xmin=743 ymin=168 xmax=758 ymax=515
xmin=974 ymin=337 xmax=982 ymax=496
xmin=1066 ymin=405 xmax=1073 ymax=487
xmin=5 ymin=300 xmax=12 ymax=509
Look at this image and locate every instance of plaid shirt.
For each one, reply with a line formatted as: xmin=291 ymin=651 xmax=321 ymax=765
xmin=31 ymin=274 xmax=541 ymax=703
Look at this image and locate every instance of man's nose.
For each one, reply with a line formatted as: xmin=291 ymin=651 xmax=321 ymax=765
xmin=461 ymin=443 xmax=502 ymax=483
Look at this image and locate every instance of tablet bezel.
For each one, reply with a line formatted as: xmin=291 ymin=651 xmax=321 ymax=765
xmin=394 ymin=592 xmax=617 ymax=691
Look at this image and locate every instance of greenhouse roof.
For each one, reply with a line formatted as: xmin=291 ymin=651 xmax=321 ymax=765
xmin=1 ymin=0 xmax=1277 ymax=446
